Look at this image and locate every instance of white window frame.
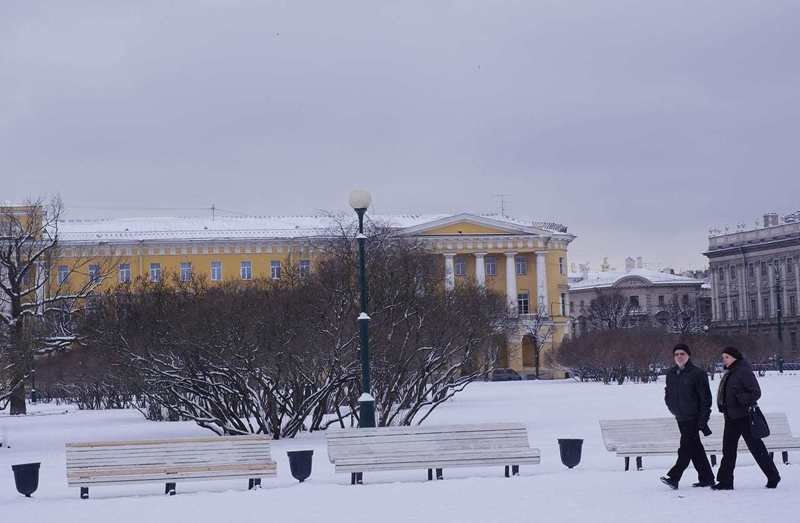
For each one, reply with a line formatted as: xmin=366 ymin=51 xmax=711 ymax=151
xmin=517 ymin=292 xmax=530 ymax=314
xmin=485 ymin=257 xmax=496 ymax=277
xmin=57 ymin=265 xmax=69 ymax=284
xmin=211 ymin=261 xmax=222 ymax=281
xmin=299 ymin=259 xmax=310 ymax=277
xmin=180 ymin=262 xmax=192 ymax=282
xmin=454 ymin=258 xmax=465 ymax=277
xmin=559 ymin=257 xmax=565 ymax=276
xmin=515 ymin=256 xmax=527 ymax=276
xmin=149 ymin=263 xmax=161 ymax=283
xmin=241 ymin=261 xmax=252 ymax=280
xmin=118 ymin=263 xmax=131 ymax=284
xmin=88 ymin=264 xmax=100 ymax=283
xmin=270 ymin=260 xmax=281 ymax=280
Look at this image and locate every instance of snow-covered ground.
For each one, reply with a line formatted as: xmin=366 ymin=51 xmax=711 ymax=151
xmin=2 ymin=374 xmax=799 ymax=522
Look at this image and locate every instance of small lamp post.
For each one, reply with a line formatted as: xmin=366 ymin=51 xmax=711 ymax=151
xmin=30 ymin=369 xmax=38 ymax=404
xmin=349 ymin=189 xmax=376 ymax=428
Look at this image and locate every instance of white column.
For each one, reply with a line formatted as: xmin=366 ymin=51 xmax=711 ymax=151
xmin=726 ymin=265 xmax=733 ymax=320
xmin=536 ymin=251 xmax=549 ymax=316
xmin=739 ymin=265 xmax=747 ymax=318
xmin=781 ymin=261 xmax=789 ymax=318
xmin=755 ymin=263 xmax=763 ymax=318
xmin=444 ymin=253 xmax=455 ymax=291
xmin=795 ymin=258 xmax=800 ymax=316
xmin=505 ymin=252 xmax=518 ymax=314
xmin=474 ymin=253 xmax=486 ymax=287
xmin=711 ymin=268 xmax=720 ymax=321
xmin=769 ymin=263 xmax=776 ymax=317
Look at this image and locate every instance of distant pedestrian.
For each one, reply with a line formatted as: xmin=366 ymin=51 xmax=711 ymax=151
xmin=712 ymin=347 xmax=781 ymax=490
xmin=659 ymin=343 xmax=715 ymax=489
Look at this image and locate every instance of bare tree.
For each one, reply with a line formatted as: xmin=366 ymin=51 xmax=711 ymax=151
xmin=585 ymin=289 xmax=640 ymax=331
xmin=555 ymin=327 xmax=674 ymax=384
xmin=289 ymin=227 xmax=511 ymax=427
xmin=655 ymin=298 xmax=703 ymax=335
xmin=0 ymin=198 xmax=111 ymax=414
xmin=521 ymin=304 xmax=554 ymax=378
xmin=74 ymin=225 xmax=508 ymax=436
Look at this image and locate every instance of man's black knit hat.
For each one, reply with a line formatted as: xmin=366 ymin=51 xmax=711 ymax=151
xmin=673 ymin=343 xmax=691 ymax=356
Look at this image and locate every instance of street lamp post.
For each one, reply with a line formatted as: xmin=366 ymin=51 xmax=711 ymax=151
xmin=349 ymin=189 xmax=376 ymax=428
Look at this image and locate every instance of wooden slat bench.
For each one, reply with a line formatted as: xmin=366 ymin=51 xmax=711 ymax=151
xmin=600 ymin=413 xmax=800 ymax=471
xmin=66 ymin=434 xmax=276 ymax=499
xmin=326 ymin=423 xmax=540 ymax=484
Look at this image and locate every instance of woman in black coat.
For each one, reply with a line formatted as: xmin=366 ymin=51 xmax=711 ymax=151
xmin=713 ymin=347 xmax=781 ymax=490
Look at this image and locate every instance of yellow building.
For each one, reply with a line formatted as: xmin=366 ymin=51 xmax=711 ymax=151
xmin=55 ymin=213 xmax=575 ymax=377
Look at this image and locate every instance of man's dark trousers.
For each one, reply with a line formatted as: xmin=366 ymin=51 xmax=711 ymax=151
xmin=667 ymin=419 xmax=714 ymax=483
xmin=716 ymin=415 xmax=779 ymax=486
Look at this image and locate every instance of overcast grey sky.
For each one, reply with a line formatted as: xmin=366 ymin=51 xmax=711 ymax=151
xmin=3 ymin=1 xmax=799 ymax=271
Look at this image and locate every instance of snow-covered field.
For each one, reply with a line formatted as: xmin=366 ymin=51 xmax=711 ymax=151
xmin=2 ymin=374 xmax=799 ymax=523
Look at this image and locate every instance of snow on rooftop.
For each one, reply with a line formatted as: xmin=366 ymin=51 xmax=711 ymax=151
xmin=569 ymin=268 xmax=703 ymax=290
xmin=58 ymin=213 xmax=569 ymax=243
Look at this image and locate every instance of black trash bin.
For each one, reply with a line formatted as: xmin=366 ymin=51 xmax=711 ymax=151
xmin=287 ymin=450 xmax=313 ymax=482
xmin=557 ymin=439 xmax=583 ymax=469
xmin=12 ymin=462 xmax=41 ymax=497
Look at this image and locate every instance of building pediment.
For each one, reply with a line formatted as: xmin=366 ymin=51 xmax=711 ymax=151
xmin=613 ymin=276 xmax=651 ymax=288
xmin=399 ymin=213 xmax=551 ymax=237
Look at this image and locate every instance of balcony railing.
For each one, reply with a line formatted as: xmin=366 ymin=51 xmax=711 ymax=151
xmin=708 ymin=222 xmax=800 ymax=251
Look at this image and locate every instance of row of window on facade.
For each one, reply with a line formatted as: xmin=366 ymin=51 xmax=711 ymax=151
xmin=515 ymin=291 xmax=568 ymax=316
xmin=717 ymin=257 xmax=797 ymax=283
xmin=57 ymin=260 xmax=311 ymax=285
xmin=568 ymin=294 xmax=693 ymax=314
xmin=718 ymin=294 xmax=799 ymax=321
xmin=453 ymin=256 xmax=566 ymax=277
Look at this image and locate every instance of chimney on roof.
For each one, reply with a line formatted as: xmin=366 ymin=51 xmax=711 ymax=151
xmin=763 ymin=213 xmax=779 ymax=228
xmin=636 ymin=256 xmax=643 ymax=269
xmin=579 ymin=263 xmax=589 ymax=280
xmin=625 ymin=257 xmax=635 ymax=273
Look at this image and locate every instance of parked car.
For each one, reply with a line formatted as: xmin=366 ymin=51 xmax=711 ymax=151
xmin=489 ymin=368 xmax=522 ymax=382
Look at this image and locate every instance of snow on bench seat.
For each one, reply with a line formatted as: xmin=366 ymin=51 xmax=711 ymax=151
xmin=600 ymin=413 xmax=800 ymax=470
xmin=65 ymin=434 xmax=276 ymax=498
xmin=326 ymin=423 xmax=540 ymax=484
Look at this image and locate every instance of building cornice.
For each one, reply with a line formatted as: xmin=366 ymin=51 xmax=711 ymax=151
xmin=704 ymin=236 xmax=800 ymax=259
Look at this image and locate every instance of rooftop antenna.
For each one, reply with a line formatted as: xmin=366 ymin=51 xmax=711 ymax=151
xmin=494 ymin=194 xmax=511 ymax=216
xmin=211 ymin=204 xmax=215 ymax=221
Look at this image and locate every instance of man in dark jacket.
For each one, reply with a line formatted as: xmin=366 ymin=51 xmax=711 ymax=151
xmin=659 ymin=343 xmax=715 ymax=489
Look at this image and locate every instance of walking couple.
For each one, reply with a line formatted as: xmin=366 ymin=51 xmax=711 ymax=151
xmin=659 ymin=344 xmax=780 ymax=490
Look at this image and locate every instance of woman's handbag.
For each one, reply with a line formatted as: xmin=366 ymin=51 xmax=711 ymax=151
xmin=749 ymin=405 xmax=770 ymax=439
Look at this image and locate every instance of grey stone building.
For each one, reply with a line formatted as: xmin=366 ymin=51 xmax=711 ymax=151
xmin=704 ymin=212 xmax=800 ymax=360
xmin=568 ymin=263 xmax=709 ymax=337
